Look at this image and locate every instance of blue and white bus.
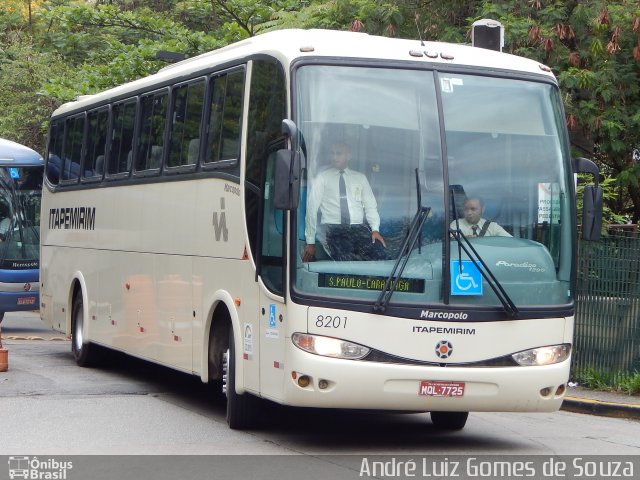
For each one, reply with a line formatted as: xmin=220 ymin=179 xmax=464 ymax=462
xmin=0 ymin=138 xmax=43 ymax=323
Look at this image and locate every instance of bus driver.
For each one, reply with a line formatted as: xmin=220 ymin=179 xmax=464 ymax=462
xmin=450 ymin=197 xmax=511 ymax=237
xmin=302 ymin=142 xmax=387 ymax=262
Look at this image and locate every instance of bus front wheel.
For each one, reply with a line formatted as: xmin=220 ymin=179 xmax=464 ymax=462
xmin=430 ymin=411 xmax=469 ymax=430
xmin=223 ymin=328 xmax=261 ymax=429
xmin=71 ymin=294 xmax=99 ymax=367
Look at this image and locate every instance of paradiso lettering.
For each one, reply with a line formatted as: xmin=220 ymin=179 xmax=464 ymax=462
xmin=49 ymin=207 xmax=96 ymax=230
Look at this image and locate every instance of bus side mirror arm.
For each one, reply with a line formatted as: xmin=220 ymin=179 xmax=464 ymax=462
xmin=573 ymin=157 xmax=603 ymax=242
xmin=573 ymin=157 xmax=599 ymax=179
xmin=274 ymin=150 xmax=300 ymax=210
xmin=274 ymin=119 xmax=301 ymax=211
xmin=281 ymin=119 xmax=298 ymax=152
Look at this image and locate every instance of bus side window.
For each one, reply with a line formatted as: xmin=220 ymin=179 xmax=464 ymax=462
xmin=136 ymin=90 xmax=168 ymax=173
xmin=205 ymin=68 xmax=244 ymax=166
xmin=84 ymin=108 xmax=109 ymax=180
xmin=109 ymin=100 xmax=136 ymax=176
xmin=62 ymin=114 xmax=84 ymax=183
xmin=46 ymin=121 xmax=64 ymax=185
xmin=244 ymin=58 xmax=286 ymax=295
xmin=261 ymin=150 xmax=285 ymax=292
xmin=168 ymin=79 xmax=205 ymax=169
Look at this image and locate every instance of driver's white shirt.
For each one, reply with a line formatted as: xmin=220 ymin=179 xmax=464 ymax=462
xmin=305 ymin=167 xmax=380 ymax=245
xmin=449 ymin=218 xmax=511 ymax=237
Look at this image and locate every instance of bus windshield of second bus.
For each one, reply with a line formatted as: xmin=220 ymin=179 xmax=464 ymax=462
xmin=0 ymin=138 xmax=43 ymax=323
xmin=292 ymin=65 xmax=574 ymax=313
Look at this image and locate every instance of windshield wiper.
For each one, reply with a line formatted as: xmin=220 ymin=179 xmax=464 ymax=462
xmin=448 ymin=228 xmax=519 ymax=318
xmin=374 ymin=206 xmax=430 ymax=313
xmin=374 ymin=169 xmax=430 ymax=313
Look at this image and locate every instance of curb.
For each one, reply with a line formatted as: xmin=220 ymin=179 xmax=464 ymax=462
xmin=1 ymin=335 xmax=68 ymax=341
xmin=562 ymin=396 xmax=640 ymax=420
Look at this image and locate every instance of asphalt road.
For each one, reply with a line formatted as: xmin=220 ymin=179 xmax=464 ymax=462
xmin=1 ymin=312 xmax=639 ymax=479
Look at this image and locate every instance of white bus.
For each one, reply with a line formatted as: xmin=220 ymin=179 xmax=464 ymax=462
xmin=40 ymin=29 xmax=602 ymax=430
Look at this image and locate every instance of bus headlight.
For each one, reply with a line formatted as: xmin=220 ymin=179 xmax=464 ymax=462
xmin=512 ymin=344 xmax=571 ymax=366
xmin=292 ymin=333 xmax=370 ymax=360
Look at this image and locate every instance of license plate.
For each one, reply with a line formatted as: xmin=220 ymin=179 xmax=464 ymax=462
xmin=17 ymin=297 xmax=36 ymax=306
xmin=419 ymin=380 xmax=465 ymax=397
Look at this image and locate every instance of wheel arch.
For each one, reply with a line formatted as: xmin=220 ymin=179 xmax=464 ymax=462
xmin=67 ymin=272 xmax=88 ymax=337
xmin=201 ymin=290 xmax=243 ymax=391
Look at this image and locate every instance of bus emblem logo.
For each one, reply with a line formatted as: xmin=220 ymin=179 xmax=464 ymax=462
xmin=435 ymin=340 xmax=453 ymax=359
xmin=24 ymin=283 xmax=32 ymax=292
xmin=212 ymin=197 xmax=229 ymax=242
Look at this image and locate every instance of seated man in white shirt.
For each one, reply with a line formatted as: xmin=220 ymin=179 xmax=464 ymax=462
xmin=302 ymin=142 xmax=387 ymax=262
xmin=450 ymin=197 xmax=511 ymax=237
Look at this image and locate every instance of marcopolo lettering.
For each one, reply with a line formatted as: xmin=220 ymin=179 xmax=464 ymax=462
xmin=49 ymin=207 xmax=96 ymax=230
xmin=420 ymin=309 xmax=469 ymax=320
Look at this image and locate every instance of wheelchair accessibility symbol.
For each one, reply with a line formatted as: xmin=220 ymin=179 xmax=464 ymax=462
xmin=451 ymin=260 xmax=483 ymax=296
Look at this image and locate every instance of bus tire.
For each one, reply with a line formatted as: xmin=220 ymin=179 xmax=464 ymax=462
xmin=430 ymin=411 xmax=469 ymax=430
xmin=223 ymin=328 xmax=261 ymax=429
xmin=71 ymin=294 xmax=99 ymax=367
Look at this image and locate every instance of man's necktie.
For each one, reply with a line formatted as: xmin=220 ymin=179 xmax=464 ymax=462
xmin=339 ymin=170 xmax=350 ymax=225
xmin=472 ymin=225 xmax=478 ymax=236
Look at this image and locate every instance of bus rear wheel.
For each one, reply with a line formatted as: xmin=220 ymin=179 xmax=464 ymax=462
xmin=223 ymin=328 xmax=261 ymax=429
xmin=71 ymin=294 xmax=99 ymax=367
xmin=430 ymin=411 xmax=469 ymax=430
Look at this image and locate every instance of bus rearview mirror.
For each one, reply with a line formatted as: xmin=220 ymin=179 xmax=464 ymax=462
xmin=274 ymin=149 xmax=300 ymax=210
xmin=582 ymin=184 xmax=603 ymax=241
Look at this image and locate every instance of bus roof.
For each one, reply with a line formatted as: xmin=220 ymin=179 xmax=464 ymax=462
xmin=0 ymin=138 xmax=44 ymax=167
xmin=53 ymin=28 xmax=556 ymax=117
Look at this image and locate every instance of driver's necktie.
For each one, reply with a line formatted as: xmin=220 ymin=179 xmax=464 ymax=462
xmin=339 ymin=170 xmax=350 ymax=225
xmin=472 ymin=225 xmax=479 ymax=237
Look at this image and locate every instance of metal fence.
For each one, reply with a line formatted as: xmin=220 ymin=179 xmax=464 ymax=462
xmin=573 ymin=230 xmax=640 ymax=380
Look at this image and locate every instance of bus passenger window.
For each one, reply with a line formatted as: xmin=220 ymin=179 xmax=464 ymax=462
xmin=168 ymin=80 xmax=205 ymax=168
xmin=46 ymin=121 xmax=64 ymax=185
xmin=136 ymin=91 xmax=168 ymax=173
xmin=205 ymin=68 xmax=244 ymax=165
xmin=62 ymin=114 xmax=84 ymax=183
xmin=84 ymin=108 xmax=109 ymax=180
xmin=109 ymin=100 xmax=136 ymax=176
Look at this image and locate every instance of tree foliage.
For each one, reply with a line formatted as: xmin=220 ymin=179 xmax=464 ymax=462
xmin=263 ymin=0 xmax=640 ymax=223
xmin=1 ymin=0 xmax=639 ymax=222
xmin=476 ymin=1 xmax=640 ymax=223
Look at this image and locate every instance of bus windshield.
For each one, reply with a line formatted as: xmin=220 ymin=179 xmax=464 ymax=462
xmin=293 ymin=65 xmax=574 ymax=311
xmin=0 ymin=165 xmax=42 ymax=268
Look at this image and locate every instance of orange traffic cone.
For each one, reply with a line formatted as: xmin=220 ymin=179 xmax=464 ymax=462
xmin=0 ymin=327 xmax=7 ymax=372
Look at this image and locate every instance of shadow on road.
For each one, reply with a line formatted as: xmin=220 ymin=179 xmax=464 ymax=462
xmin=81 ymin=347 xmax=519 ymax=452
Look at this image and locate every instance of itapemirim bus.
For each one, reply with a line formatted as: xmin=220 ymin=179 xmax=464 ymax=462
xmin=40 ymin=29 xmax=602 ymax=430
xmin=0 ymin=138 xmax=43 ymax=324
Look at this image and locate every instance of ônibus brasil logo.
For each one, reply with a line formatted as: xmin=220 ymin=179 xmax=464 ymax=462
xmin=8 ymin=456 xmax=73 ymax=480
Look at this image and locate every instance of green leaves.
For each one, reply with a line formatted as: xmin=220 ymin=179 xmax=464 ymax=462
xmin=1 ymin=0 xmax=639 ymax=222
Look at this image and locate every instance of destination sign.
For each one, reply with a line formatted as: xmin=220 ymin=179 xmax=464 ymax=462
xmin=318 ymin=273 xmax=424 ymax=293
